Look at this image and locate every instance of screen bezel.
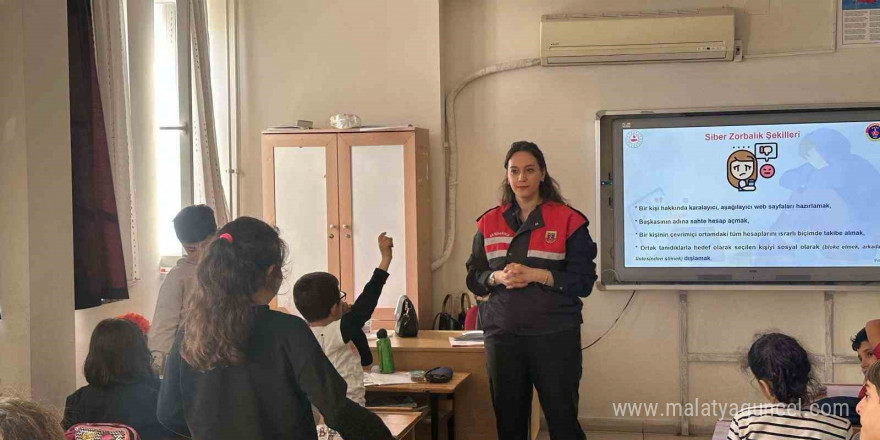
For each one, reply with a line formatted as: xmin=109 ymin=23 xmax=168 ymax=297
xmin=600 ymin=105 xmax=880 ymax=284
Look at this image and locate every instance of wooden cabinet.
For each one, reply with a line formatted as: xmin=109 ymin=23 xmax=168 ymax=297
xmin=262 ymin=127 xmax=431 ymax=329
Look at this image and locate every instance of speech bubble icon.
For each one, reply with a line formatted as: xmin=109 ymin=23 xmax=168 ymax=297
xmin=754 ymin=142 xmax=778 ymax=162
xmin=760 ymin=163 xmax=775 ymax=178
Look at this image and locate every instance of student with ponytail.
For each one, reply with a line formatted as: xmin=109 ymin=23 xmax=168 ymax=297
xmin=157 ymin=217 xmax=391 ymax=440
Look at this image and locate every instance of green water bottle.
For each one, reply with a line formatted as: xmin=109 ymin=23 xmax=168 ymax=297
xmin=376 ymin=328 xmax=395 ymax=374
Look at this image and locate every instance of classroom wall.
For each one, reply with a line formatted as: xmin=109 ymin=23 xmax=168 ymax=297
xmin=440 ymin=0 xmax=880 ymax=431
xmin=235 ymin=0 xmax=880 ymax=432
xmin=236 ymin=0 xmax=443 ymax=232
xmin=0 ymin=0 xmax=76 ymax=409
xmin=73 ymin=0 xmax=163 ymax=389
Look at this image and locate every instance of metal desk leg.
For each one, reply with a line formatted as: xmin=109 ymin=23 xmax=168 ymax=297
xmin=430 ymin=394 xmax=439 ymax=440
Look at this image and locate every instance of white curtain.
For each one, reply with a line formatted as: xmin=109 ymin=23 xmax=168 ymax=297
xmin=190 ymin=0 xmax=230 ymax=226
xmin=92 ymin=0 xmax=140 ymax=283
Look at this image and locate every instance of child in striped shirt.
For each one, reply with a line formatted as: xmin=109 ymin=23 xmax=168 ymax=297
xmin=729 ymin=333 xmax=853 ymax=440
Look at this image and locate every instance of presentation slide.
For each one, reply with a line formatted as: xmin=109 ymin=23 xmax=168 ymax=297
xmin=623 ymin=121 xmax=880 ymax=268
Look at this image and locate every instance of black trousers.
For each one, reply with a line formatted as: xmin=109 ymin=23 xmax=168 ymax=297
xmin=485 ymin=326 xmax=586 ymax=440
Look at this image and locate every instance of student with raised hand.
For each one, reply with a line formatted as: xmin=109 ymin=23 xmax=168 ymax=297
xmin=294 ymin=232 xmax=394 ymax=407
xmin=157 ymin=217 xmax=392 ymax=440
xmin=728 ymin=333 xmax=853 ymax=440
xmin=0 ymin=396 xmax=66 ymax=440
xmin=64 ymin=318 xmax=175 ymax=440
xmin=148 ymin=205 xmax=217 ymax=358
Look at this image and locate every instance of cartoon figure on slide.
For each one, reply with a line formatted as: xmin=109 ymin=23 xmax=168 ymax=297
xmin=727 ymin=150 xmax=758 ymax=191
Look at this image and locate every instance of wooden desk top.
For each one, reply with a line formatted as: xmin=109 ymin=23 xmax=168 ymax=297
xmin=376 ymin=331 xmax=484 ymax=353
xmin=366 ymin=372 xmax=471 ymax=394
xmin=378 ymin=411 xmax=423 ymax=439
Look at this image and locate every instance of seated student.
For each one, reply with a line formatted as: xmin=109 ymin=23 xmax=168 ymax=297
xmin=857 ymin=361 xmax=880 ymax=440
xmin=729 ymin=333 xmax=853 ymax=440
xmin=294 ymin=232 xmax=393 ymax=407
xmin=148 ymin=205 xmax=217 ymax=358
xmin=814 ymin=322 xmax=880 ymax=425
xmin=0 ymin=396 xmax=66 ymax=440
xmin=808 ymin=324 xmax=879 ymax=426
xmin=63 ymin=318 xmax=176 ymax=440
xmin=157 ymin=217 xmax=392 ymax=440
xmin=856 ymin=320 xmax=880 ymax=399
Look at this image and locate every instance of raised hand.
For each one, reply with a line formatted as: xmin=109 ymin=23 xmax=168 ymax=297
xmin=378 ymin=232 xmax=393 ymax=271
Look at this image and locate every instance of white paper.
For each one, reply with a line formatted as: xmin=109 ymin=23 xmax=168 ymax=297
xmin=839 ymin=0 xmax=880 ymax=47
xmin=448 ymin=337 xmax=484 ymax=347
xmin=824 ymin=384 xmax=862 ymax=398
xmin=364 ymin=371 xmax=413 ymax=386
xmin=366 ymin=330 xmax=395 ymax=341
xmin=712 ymin=420 xmax=732 ymax=440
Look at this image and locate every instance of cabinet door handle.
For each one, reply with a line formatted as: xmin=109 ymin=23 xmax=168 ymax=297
xmin=328 ymin=233 xmax=335 ymax=239
xmin=345 ymin=233 xmax=352 ymax=238
xmin=329 ymin=224 xmax=337 ymax=229
xmin=342 ymin=224 xmax=350 ymax=230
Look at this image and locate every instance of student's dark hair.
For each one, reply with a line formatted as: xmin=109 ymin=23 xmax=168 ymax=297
xmin=0 ymin=397 xmax=65 ymax=440
xmin=293 ymin=272 xmax=342 ymax=322
xmin=173 ymin=204 xmax=217 ymax=244
xmin=500 ymin=141 xmax=566 ymax=205
xmin=181 ymin=217 xmax=286 ymax=371
xmin=83 ymin=318 xmax=154 ymax=388
xmin=867 ymin=360 xmax=880 ymax=399
xmin=852 ymin=327 xmax=868 ymax=352
xmin=743 ymin=332 xmax=819 ymax=405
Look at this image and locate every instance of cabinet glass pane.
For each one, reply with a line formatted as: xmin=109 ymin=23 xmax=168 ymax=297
xmin=274 ymin=147 xmax=328 ymax=316
xmin=351 ymin=145 xmax=406 ymax=308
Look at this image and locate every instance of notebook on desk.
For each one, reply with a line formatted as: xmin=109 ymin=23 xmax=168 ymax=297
xmin=364 ymin=371 xmax=413 ymax=386
xmin=449 ymin=331 xmax=484 ymax=347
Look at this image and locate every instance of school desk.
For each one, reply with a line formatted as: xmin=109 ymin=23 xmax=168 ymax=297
xmin=368 ymin=330 xmax=542 ymax=440
xmin=378 ymin=411 xmax=424 ymax=440
xmin=367 ymin=372 xmax=470 ymax=440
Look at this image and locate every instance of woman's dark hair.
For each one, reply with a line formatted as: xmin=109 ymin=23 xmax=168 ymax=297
xmin=866 ymin=360 xmax=880 ymax=398
xmin=83 ymin=318 xmax=154 ymax=387
xmin=181 ymin=217 xmax=287 ymax=371
xmin=173 ymin=204 xmax=217 ymax=244
xmin=292 ymin=272 xmax=341 ymax=322
xmin=500 ymin=141 xmax=566 ymax=205
xmin=744 ymin=332 xmax=818 ymax=405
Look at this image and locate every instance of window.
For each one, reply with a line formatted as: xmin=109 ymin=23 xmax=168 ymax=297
xmin=153 ymin=0 xmax=234 ymax=257
xmin=154 ymin=0 xmax=189 ymax=256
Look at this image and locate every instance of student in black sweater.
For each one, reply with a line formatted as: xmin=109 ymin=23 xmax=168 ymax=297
xmin=63 ymin=318 xmax=176 ymax=440
xmin=157 ymin=217 xmax=391 ymax=440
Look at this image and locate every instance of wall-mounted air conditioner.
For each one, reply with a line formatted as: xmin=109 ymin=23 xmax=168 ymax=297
xmin=541 ymin=8 xmax=737 ymax=66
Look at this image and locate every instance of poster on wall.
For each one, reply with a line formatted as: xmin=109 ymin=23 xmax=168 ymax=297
xmin=839 ymin=0 xmax=880 ymax=47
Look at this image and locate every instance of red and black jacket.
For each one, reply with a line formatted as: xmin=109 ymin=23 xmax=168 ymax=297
xmin=465 ymin=201 xmax=598 ymax=336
